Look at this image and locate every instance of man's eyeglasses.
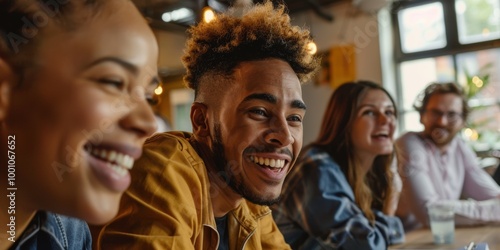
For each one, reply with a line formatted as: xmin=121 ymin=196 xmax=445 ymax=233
xmin=424 ymin=109 xmax=463 ymax=124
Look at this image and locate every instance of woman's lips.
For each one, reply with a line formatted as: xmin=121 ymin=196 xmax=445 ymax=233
xmin=85 ymin=145 xmax=139 ymax=192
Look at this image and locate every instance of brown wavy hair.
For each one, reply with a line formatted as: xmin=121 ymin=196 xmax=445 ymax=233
xmin=310 ymin=81 xmax=398 ymax=223
xmin=182 ymin=0 xmax=320 ymax=97
xmin=413 ymin=82 xmax=470 ymax=120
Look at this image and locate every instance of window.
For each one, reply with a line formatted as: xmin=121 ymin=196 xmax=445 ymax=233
xmin=399 ymin=55 xmax=454 ymax=131
xmin=169 ymin=88 xmax=194 ymax=132
xmin=392 ymin=0 xmax=500 ymax=149
xmin=456 ymin=0 xmax=500 ymax=44
xmin=398 ymin=2 xmax=447 ymax=53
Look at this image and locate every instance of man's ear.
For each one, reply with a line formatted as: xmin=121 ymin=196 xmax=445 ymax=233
xmin=0 ymin=57 xmax=13 ymax=121
xmin=191 ymin=102 xmax=210 ymax=137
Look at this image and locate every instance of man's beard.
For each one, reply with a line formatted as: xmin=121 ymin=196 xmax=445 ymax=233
xmin=428 ymin=127 xmax=456 ymax=147
xmin=211 ymin=124 xmax=281 ymax=206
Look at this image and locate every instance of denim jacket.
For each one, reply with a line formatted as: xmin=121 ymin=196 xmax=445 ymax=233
xmin=9 ymin=211 xmax=91 ymax=250
xmin=272 ymin=147 xmax=404 ymax=249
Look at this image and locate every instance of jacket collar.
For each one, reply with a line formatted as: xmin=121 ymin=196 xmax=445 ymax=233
xmin=13 ymin=211 xmax=67 ymax=250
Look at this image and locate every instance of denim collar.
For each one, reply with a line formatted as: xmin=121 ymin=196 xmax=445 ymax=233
xmin=12 ymin=211 xmax=68 ymax=250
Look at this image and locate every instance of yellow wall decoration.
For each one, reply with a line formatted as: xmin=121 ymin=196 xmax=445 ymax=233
xmin=315 ymin=44 xmax=357 ymax=89
xmin=329 ymin=44 xmax=357 ymax=89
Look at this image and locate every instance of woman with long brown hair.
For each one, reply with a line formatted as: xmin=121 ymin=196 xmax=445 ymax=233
xmin=273 ymin=81 xmax=404 ymax=249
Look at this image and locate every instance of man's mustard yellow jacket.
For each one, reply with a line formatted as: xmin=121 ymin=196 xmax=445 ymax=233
xmin=93 ymin=131 xmax=291 ymax=249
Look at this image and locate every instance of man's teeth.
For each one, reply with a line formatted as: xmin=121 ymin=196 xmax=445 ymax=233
xmin=250 ymin=156 xmax=285 ymax=169
xmin=90 ymin=148 xmax=135 ymax=175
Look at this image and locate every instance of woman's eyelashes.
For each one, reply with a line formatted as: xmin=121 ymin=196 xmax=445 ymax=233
xmin=362 ymin=109 xmax=375 ymax=116
xmin=97 ymin=77 xmax=126 ymax=90
xmin=385 ymin=109 xmax=395 ymax=117
xmin=361 ymin=108 xmax=395 ymax=118
xmin=93 ymin=74 xmax=160 ymax=107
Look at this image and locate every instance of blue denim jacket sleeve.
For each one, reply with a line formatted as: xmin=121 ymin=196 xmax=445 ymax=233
xmin=274 ymin=148 xmax=404 ymax=250
xmin=11 ymin=212 xmax=91 ymax=250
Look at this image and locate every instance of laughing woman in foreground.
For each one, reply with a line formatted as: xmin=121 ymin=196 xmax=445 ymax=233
xmin=0 ymin=0 xmax=158 ymax=249
xmin=273 ymin=81 xmax=404 ymax=249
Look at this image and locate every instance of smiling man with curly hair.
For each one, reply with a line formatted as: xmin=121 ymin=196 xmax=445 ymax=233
xmin=93 ymin=1 xmax=319 ymax=249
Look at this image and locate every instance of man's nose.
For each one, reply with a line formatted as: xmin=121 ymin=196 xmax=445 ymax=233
xmin=264 ymin=117 xmax=294 ymax=147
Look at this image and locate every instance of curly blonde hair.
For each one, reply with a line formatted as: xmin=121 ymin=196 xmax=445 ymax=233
xmin=182 ymin=0 xmax=319 ymax=95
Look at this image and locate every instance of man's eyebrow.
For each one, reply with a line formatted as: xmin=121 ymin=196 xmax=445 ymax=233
xmin=85 ymin=57 xmax=139 ymax=75
xmin=242 ymin=93 xmax=277 ymax=104
xmin=242 ymin=93 xmax=306 ymax=110
xmin=292 ymin=100 xmax=307 ymax=110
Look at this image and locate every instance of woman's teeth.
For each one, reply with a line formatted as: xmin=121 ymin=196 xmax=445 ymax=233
xmin=250 ymin=156 xmax=285 ymax=169
xmin=90 ymin=148 xmax=134 ymax=176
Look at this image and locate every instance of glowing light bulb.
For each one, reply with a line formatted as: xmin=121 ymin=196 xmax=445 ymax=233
xmin=307 ymin=41 xmax=317 ymax=55
xmin=203 ymin=7 xmax=215 ymax=23
xmin=154 ymin=86 xmax=163 ymax=95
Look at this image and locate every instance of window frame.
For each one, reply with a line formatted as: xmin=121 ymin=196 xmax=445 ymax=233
xmin=391 ymin=0 xmax=500 ymax=132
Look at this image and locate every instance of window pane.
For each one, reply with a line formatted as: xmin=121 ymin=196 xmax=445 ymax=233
xmin=170 ymin=88 xmax=194 ymax=131
xmin=402 ymin=111 xmax=423 ymax=133
xmin=399 ymin=56 xmax=454 ymax=133
xmin=456 ymin=0 xmax=500 ymax=44
xmin=400 ymin=56 xmax=454 ymax=111
xmin=456 ymin=48 xmax=500 ymax=140
xmin=398 ymin=2 xmax=447 ymax=53
xmin=467 ymin=105 xmax=500 ymax=140
xmin=456 ymin=48 xmax=500 ymax=101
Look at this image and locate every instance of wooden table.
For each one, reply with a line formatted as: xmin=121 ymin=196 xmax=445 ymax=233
xmin=389 ymin=225 xmax=500 ymax=249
